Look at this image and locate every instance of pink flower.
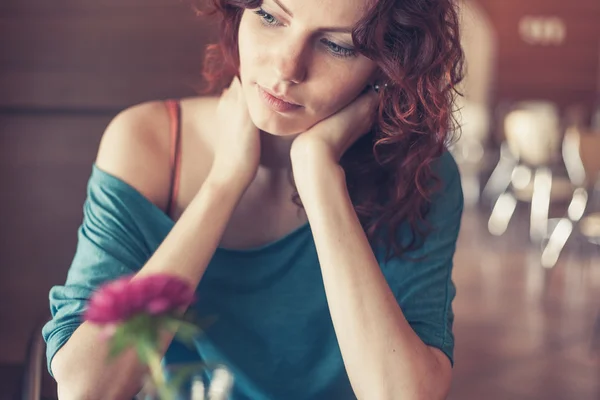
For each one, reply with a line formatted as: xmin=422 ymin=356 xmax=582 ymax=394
xmin=84 ymin=274 xmax=196 ymax=324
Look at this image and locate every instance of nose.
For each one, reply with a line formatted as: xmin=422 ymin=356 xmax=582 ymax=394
xmin=272 ymin=39 xmax=308 ymax=84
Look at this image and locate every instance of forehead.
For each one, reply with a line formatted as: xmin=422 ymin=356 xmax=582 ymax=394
xmin=266 ymin=0 xmax=371 ymax=28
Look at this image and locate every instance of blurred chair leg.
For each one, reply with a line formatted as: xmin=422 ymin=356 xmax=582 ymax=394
xmin=488 ymin=192 xmax=518 ymax=236
xmin=567 ymin=188 xmax=589 ymax=222
xmin=482 ymin=142 xmax=518 ymax=202
xmin=22 ymin=319 xmax=46 ymax=400
xmin=538 ymin=188 xmax=588 ymax=269
xmin=592 ymin=309 xmax=600 ymax=356
xmin=530 ymin=167 xmax=553 ymax=242
xmin=540 ymin=218 xmax=574 ymax=268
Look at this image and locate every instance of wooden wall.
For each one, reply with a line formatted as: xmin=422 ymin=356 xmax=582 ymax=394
xmin=0 ymin=0 xmax=217 ymax=369
xmin=476 ymin=0 xmax=600 ymax=120
xmin=0 ymin=0 xmax=599 ymax=391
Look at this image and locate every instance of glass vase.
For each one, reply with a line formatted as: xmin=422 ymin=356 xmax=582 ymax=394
xmin=136 ymin=363 xmax=234 ymax=400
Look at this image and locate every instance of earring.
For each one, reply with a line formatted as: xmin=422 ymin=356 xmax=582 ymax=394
xmin=372 ymin=83 xmax=388 ymax=93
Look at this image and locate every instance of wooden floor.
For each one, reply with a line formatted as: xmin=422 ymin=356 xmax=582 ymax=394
xmin=2 ymin=208 xmax=600 ymax=400
xmin=448 ymin=207 xmax=600 ymax=400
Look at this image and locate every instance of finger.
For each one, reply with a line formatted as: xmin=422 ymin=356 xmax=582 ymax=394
xmin=221 ymin=77 xmax=243 ymax=104
xmin=353 ymin=89 xmax=379 ymax=129
xmin=223 ymin=76 xmax=240 ymax=95
xmin=231 ymin=76 xmax=243 ymax=92
xmin=362 ymin=87 xmax=379 ymax=112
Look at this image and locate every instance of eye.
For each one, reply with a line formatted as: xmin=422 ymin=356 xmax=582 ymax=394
xmin=253 ymin=8 xmax=282 ymax=27
xmin=321 ymin=39 xmax=356 ymax=58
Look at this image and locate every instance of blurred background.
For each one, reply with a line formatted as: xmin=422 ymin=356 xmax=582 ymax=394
xmin=1 ymin=0 xmax=599 ymax=399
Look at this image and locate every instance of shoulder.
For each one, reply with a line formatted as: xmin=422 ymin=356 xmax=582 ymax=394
xmin=425 ymin=151 xmax=463 ymax=237
xmin=95 ymin=96 xmax=218 ymax=211
xmin=95 ymin=100 xmax=173 ymax=211
xmin=431 ymin=150 xmax=461 ymax=198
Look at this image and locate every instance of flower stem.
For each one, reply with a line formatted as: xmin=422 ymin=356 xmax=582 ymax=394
xmin=146 ymin=348 xmax=173 ymax=400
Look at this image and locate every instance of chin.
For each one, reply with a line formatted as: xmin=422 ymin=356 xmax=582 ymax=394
xmin=243 ymin=81 xmax=325 ymax=137
xmin=247 ymin=103 xmax=309 ymax=137
xmin=256 ymin=122 xmax=302 ymax=137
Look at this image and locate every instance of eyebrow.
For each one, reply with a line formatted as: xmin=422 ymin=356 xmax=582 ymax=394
xmin=271 ymin=0 xmax=354 ymax=33
xmin=322 ymin=26 xmax=354 ymax=33
xmin=273 ymin=0 xmax=293 ymax=17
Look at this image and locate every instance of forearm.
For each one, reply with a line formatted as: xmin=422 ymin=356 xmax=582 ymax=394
xmin=53 ymin=174 xmax=245 ymax=400
xmin=137 ymin=173 xmax=245 ymax=285
xmin=295 ymin=161 xmax=449 ymax=400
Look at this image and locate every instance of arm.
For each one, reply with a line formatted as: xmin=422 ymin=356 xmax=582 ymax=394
xmin=291 ymin=148 xmax=461 ymax=400
xmin=50 ymin=102 xmax=250 ymax=400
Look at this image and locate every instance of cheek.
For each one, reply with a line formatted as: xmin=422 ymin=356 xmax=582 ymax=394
xmin=309 ymin=72 xmax=371 ymax=117
xmin=237 ymin=13 xmax=267 ymax=81
xmin=306 ymin=55 xmax=376 ymax=116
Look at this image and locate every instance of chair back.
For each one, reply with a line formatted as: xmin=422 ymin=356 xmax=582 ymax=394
xmin=504 ymin=101 xmax=561 ymax=166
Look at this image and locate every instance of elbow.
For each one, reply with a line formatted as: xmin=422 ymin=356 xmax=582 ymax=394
xmin=379 ymin=353 xmax=452 ymax=400
xmin=406 ymin=357 xmax=452 ymax=400
xmin=356 ymin=375 xmax=450 ymax=400
xmin=52 ymin=353 xmax=99 ymax=400
xmin=55 ymin=373 xmax=139 ymax=400
xmin=378 ymin=381 xmax=450 ymax=400
xmin=52 ymin=349 xmax=141 ymax=400
xmin=55 ymin=378 xmax=124 ymax=400
xmin=54 ymin=372 xmax=95 ymax=400
xmin=385 ymin=384 xmax=450 ymax=400
xmin=412 ymin=384 xmax=451 ymax=400
xmin=55 ymin=383 xmax=96 ymax=400
xmin=56 ymin=384 xmax=124 ymax=400
xmin=407 ymin=365 xmax=451 ymax=399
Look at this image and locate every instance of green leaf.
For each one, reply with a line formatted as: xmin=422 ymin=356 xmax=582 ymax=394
xmin=108 ymin=324 xmax=134 ymax=360
xmin=129 ymin=318 xmax=161 ymax=365
xmin=173 ymin=321 xmax=202 ymax=347
xmin=158 ymin=315 xmax=183 ymax=334
xmin=134 ymin=336 xmax=152 ymax=364
xmin=158 ymin=314 xmax=218 ymax=349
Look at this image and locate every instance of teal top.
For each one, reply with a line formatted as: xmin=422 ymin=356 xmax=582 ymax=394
xmin=42 ymin=151 xmax=463 ymax=399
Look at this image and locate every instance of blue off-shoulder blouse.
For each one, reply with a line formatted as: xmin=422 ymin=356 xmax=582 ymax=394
xmin=42 ymin=151 xmax=463 ymax=399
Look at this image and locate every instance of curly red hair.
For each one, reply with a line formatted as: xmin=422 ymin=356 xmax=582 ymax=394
xmin=197 ymin=0 xmax=464 ymax=259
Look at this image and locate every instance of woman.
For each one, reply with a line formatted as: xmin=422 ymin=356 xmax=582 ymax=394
xmin=43 ymin=0 xmax=464 ymax=398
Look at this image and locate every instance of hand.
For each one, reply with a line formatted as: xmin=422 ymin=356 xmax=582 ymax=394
xmin=209 ymin=77 xmax=261 ymax=190
xmin=290 ymin=87 xmax=378 ymax=166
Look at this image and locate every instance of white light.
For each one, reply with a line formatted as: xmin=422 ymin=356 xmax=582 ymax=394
xmin=530 ymin=168 xmax=552 ymax=241
xmin=541 ymin=219 xmax=573 ymax=268
xmin=567 ymin=188 xmax=588 ymax=222
xmin=488 ymin=193 xmax=518 ymax=236
xmin=207 ymin=367 xmax=234 ymax=400
xmin=512 ymin=165 xmax=532 ymax=190
xmin=519 ymin=16 xmax=567 ymax=46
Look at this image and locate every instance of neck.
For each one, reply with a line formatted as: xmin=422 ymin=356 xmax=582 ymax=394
xmin=258 ymin=128 xmax=297 ymax=167
xmin=251 ymin=130 xmax=299 ymax=192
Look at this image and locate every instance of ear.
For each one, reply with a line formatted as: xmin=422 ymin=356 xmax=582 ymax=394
xmin=368 ymin=67 xmax=386 ymax=85
xmin=367 ymin=69 xmax=390 ymax=93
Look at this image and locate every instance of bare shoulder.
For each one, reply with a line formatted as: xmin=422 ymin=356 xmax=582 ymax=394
xmin=95 ymin=96 xmax=221 ymax=212
xmin=95 ymin=100 xmax=173 ymax=211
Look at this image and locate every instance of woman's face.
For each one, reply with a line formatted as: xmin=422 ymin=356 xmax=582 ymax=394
xmin=237 ymin=0 xmax=377 ymax=136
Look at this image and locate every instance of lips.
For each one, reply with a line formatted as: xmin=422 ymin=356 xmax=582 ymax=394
xmin=258 ymin=85 xmax=302 ymax=113
xmin=261 ymin=86 xmax=300 ymax=105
